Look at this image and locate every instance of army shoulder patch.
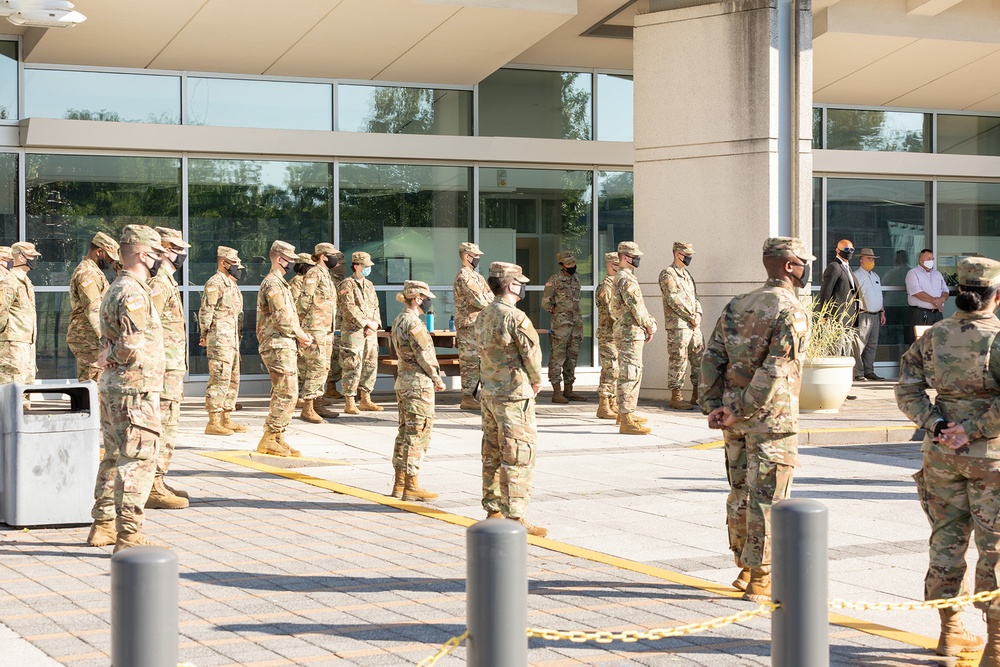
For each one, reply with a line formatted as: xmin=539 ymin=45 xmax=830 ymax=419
xmin=791 ymin=311 xmax=809 ymax=333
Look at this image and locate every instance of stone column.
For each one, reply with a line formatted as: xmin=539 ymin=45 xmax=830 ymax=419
xmin=633 ymin=0 xmax=812 ymax=399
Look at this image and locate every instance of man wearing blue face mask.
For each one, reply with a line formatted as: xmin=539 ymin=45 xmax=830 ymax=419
xmin=339 ymin=251 xmax=383 ymax=414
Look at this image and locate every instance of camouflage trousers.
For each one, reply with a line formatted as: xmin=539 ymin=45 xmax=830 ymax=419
xmin=91 ymin=392 xmax=161 ymax=535
xmin=597 ymin=335 xmax=618 ymax=398
xmin=340 ymin=329 xmax=378 ymax=396
xmin=157 ymin=370 xmax=184 ymax=476
xmin=481 ymin=397 xmax=536 ymax=520
xmin=298 ymin=331 xmax=333 ymax=400
xmin=393 ymin=392 xmax=434 ymax=477
xmin=724 ymin=429 xmax=796 ymax=569
xmin=71 ymin=347 xmax=102 ymax=383
xmin=915 ymin=449 xmax=1000 ymax=617
xmin=205 ymin=345 xmax=240 ymax=413
xmin=326 ymin=334 xmax=342 ymax=385
xmin=456 ymin=325 xmax=480 ymax=397
xmin=665 ymin=327 xmax=704 ymax=390
xmin=615 ymin=337 xmax=644 ymax=415
xmin=548 ymin=324 xmax=582 ymax=385
xmin=0 ymin=341 xmax=35 ymax=385
xmin=261 ymin=347 xmax=298 ymax=433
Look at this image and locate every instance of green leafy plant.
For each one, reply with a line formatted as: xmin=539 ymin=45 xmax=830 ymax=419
xmin=801 ymin=296 xmax=861 ymax=359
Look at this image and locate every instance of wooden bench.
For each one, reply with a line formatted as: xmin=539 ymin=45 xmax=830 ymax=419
xmin=378 ymin=354 xmax=461 ymax=377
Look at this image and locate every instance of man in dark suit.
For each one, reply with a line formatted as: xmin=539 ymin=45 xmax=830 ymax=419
xmin=818 ymin=239 xmax=861 ymax=362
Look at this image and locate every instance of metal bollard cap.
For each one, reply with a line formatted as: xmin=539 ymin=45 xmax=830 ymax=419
xmin=467 ymin=519 xmax=527 ymax=537
xmin=111 ymin=546 xmax=177 ymax=566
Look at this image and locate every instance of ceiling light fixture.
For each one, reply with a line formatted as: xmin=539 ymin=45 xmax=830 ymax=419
xmin=0 ymin=0 xmax=86 ymax=28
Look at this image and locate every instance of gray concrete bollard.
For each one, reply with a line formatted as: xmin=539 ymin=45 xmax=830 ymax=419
xmin=467 ymin=519 xmax=527 ymax=667
xmin=111 ymin=546 xmax=178 ymax=667
xmin=772 ymin=498 xmax=829 ymax=667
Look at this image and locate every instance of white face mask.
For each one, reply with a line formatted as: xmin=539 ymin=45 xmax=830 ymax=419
xmin=922 ymin=259 xmax=934 ymax=270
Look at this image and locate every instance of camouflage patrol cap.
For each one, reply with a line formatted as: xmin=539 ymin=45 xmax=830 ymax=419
xmin=489 ymin=261 xmax=529 ymax=284
xmin=295 ymin=252 xmax=316 ymax=266
xmin=314 ymin=242 xmax=338 ymax=256
xmin=270 ymin=240 xmax=297 ymax=261
xmin=91 ymin=232 xmax=121 ymax=261
xmin=459 ymin=242 xmax=484 ymax=256
xmin=618 ymin=241 xmax=643 ymax=257
xmin=673 ymin=241 xmax=695 ymax=256
xmin=401 ymin=280 xmax=435 ymax=300
xmin=556 ymin=250 xmax=577 ymax=267
xmin=154 ymin=226 xmax=191 ymax=250
xmin=0 ymin=245 xmax=11 ymax=260
xmin=352 ymin=251 xmax=375 ymax=267
xmin=12 ymin=241 xmax=41 ymax=258
xmin=120 ymin=225 xmax=166 ymax=253
xmin=604 ymin=251 xmax=619 ymax=265
xmin=957 ymin=257 xmax=1000 ymax=288
xmin=217 ymin=246 xmax=244 ymax=268
xmin=762 ymin=237 xmax=816 ymax=262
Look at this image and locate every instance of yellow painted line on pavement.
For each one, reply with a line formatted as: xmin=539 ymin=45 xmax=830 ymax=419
xmin=690 ymin=425 xmax=917 ymax=450
xmin=201 ymin=449 xmax=938 ymax=652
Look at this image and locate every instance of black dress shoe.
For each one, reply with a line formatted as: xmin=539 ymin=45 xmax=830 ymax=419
xmin=864 ymin=374 xmax=886 ymax=381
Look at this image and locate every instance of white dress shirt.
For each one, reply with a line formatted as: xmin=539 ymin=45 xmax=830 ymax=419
xmin=905 ymin=267 xmax=948 ymax=308
xmin=853 ymin=268 xmax=883 ymax=313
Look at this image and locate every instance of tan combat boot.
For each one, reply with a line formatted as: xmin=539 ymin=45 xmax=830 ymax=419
xmin=596 ymin=396 xmax=617 ymax=419
xmin=564 ymin=383 xmax=588 ymax=402
xmin=516 ymin=517 xmax=548 ymax=538
xmin=669 ymin=388 xmax=695 ymax=411
xmin=324 ymin=383 xmax=344 ymax=400
xmin=402 ymin=475 xmax=439 ymax=502
xmin=742 ymin=568 xmax=772 ymax=603
xmin=295 ymin=398 xmax=305 ymax=409
xmin=256 ymin=430 xmax=291 ymax=456
xmin=300 ymin=399 xmax=324 ymax=424
xmin=619 ymin=412 xmax=651 ymax=435
xmin=616 ymin=412 xmax=648 ymax=425
xmin=551 ymin=382 xmax=568 ymax=404
xmin=276 ymin=431 xmax=302 ymax=457
xmin=145 ymin=477 xmax=189 ymax=510
xmin=980 ymin=614 xmax=1000 ymax=665
xmin=344 ymin=395 xmax=361 ymax=415
xmin=221 ymin=411 xmax=248 ymax=433
xmin=314 ymin=400 xmax=339 ymax=419
xmin=164 ymin=480 xmax=189 ymax=500
xmin=359 ymin=390 xmax=384 ymax=412
xmin=460 ymin=395 xmax=481 ymax=411
xmin=86 ymin=520 xmax=117 ymax=547
xmin=113 ymin=532 xmax=166 ymax=554
xmin=937 ymin=608 xmax=985 ymax=657
xmin=390 ymin=470 xmax=405 ymax=499
xmin=204 ymin=412 xmax=234 ymax=436
xmin=486 ymin=511 xmax=503 ymax=519
xmin=733 ymin=568 xmax=751 ymax=592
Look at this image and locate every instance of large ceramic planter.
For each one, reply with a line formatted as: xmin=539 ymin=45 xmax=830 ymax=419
xmin=800 ymin=357 xmax=855 ymax=413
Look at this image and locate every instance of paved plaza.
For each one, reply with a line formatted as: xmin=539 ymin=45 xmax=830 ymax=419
xmin=0 ymin=382 xmax=984 ymax=666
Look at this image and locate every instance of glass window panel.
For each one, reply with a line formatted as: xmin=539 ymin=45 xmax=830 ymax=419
xmin=187 ymin=77 xmax=332 ymax=131
xmin=339 ymin=163 xmax=471 ymax=287
xmin=826 ymin=108 xmax=930 ymax=152
xmin=0 ymin=152 xmax=17 ymax=246
xmin=188 ymin=289 xmax=265 ymax=376
xmin=337 ymin=84 xmax=472 ymax=136
xmin=937 ymin=114 xmax=1000 ymax=157
xmin=25 ymin=154 xmax=182 ymax=287
xmin=812 ymin=177 xmax=822 ymax=285
xmin=35 ymin=291 xmax=75 ymax=380
xmin=0 ymin=41 xmax=16 ymax=120
xmin=479 ymin=69 xmax=592 ymax=140
xmin=597 ymin=74 xmax=633 ymax=142
xmin=937 ymin=181 xmax=1000 ymax=294
xmin=25 ymin=69 xmax=180 ymax=124
xmin=597 ymin=171 xmax=633 ymax=281
xmin=512 ymin=291 xmax=594 ymax=368
xmin=813 ymin=108 xmax=823 ymax=149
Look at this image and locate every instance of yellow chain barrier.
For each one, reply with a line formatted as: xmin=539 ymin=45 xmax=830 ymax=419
xmin=416 ymin=629 xmax=468 ymax=667
xmin=829 ymin=586 xmax=1000 ymax=612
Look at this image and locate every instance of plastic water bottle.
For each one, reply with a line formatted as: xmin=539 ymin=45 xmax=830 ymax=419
xmin=448 ymin=315 xmax=455 ymax=332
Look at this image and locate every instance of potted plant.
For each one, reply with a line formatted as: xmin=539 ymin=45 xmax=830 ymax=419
xmin=799 ymin=298 xmax=859 ymax=413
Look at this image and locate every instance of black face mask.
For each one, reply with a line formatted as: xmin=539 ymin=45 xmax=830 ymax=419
xmin=417 ymin=299 xmax=428 ymax=313
xmin=226 ymin=264 xmax=244 ymax=281
xmin=565 ymin=265 xmax=577 ymax=276
xmin=324 ymin=256 xmax=337 ymax=270
xmin=293 ymin=262 xmax=310 ymax=275
xmin=510 ymin=284 xmax=524 ymax=301
xmin=630 ymin=255 xmax=641 ymax=268
xmin=24 ymin=257 xmax=37 ymax=271
xmin=838 ymin=248 xmax=855 ymax=260
xmin=97 ymin=256 xmax=111 ymax=271
xmin=682 ymin=255 xmax=692 ymax=267
xmin=282 ymin=258 xmax=295 ymax=277
xmin=470 ymin=256 xmax=480 ymax=270
xmin=793 ymin=263 xmax=810 ymax=289
xmin=332 ymin=263 xmax=346 ymax=280
xmin=147 ymin=256 xmax=162 ymax=278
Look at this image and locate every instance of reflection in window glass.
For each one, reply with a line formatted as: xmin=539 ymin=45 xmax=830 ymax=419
xmin=25 ymin=70 xmax=180 ymax=124
xmin=25 ymin=154 xmax=182 ymax=287
xmin=938 ymin=115 xmax=1000 ymax=157
xmin=188 ymin=289 xmax=264 ymax=377
xmin=0 ymin=152 xmax=16 ymax=246
xmin=0 ymin=41 xmax=16 ymax=120
xmin=813 ymin=108 xmax=823 ymax=149
xmin=339 ymin=163 xmax=471 ymax=288
xmin=937 ymin=181 xmax=1000 ymax=287
xmin=187 ymin=77 xmax=332 ymax=131
xmin=597 ymin=74 xmax=632 ymax=142
xmin=35 ymin=292 xmax=74 ymax=380
xmin=188 ymin=159 xmax=334 ymax=286
xmin=826 ymin=109 xmax=929 ymax=152
xmin=338 ymin=85 xmax=471 ymax=136
xmin=479 ymin=69 xmax=592 ymax=140
xmin=812 ymin=177 xmax=822 ymax=285
xmin=597 ymin=171 xmax=633 ymax=281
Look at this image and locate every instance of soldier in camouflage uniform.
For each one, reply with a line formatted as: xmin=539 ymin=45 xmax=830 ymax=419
xmin=453 ymin=242 xmax=493 ymax=410
xmin=659 ymin=241 xmax=705 ymax=411
xmin=595 ymin=251 xmax=620 ymax=420
xmin=700 ymin=237 xmax=813 ymax=604
xmin=390 ymin=280 xmax=446 ymax=501
xmin=0 ymin=246 xmax=10 ymax=279
xmin=322 ymin=251 xmax=347 ymax=400
xmin=339 ymin=251 xmax=382 ymax=414
xmin=86 ymin=225 xmax=168 ymax=553
xmin=296 ymin=243 xmax=340 ymax=423
xmin=0 ymin=242 xmax=42 ymax=386
xmin=476 ymin=262 xmax=547 ymax=537
xmin=288 ymin=252 xmax=315 ymax=302
xmin=257 ymin=240 xmax=314 ymax=457
xmin=895 ymin=256 xmax=1000 ymax=659
xmin=144 ymin=227 xmax=191 ymax=511
xmin=199 ymin=246 xmax=247 ymax=436
xmin=614 ymin=241 xmax=657 ymax=435
xmin=542 ymin=250 xmax=586 ymax=404
xmin=67 ymin=232 xmax=120 ymax=383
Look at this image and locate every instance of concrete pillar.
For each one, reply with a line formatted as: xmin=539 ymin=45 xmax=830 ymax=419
xmin=633 ymin=0 xmax=813 ymax=399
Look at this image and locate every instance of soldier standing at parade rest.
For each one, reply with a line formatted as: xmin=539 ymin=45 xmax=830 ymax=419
xmin=595 ymin=251 xmax=620 ymax=420
xmin=86 ymin=225 xmax=168 ymax=552
xmin=476 ymin=261 xmax=547 ymax=538
xmin=390 ymin=280 xmax=446 ymax=501
xmin=257 ymin=240 xmax=314 ymax=457
xmin=296 ymin=243 xmax=340 ymax=424
xmin=339 ymin=251 xmax=383 ymax=415
xmin=543 ymin=250 xmax=586 ymax=404
xmin=67 ymin=233 xmax=120 ymax=382
xmin=144 ymin=227 xmax=191 ymax=510
xmin=699 ymin=237 xmax=813 ymax=603
xmin=200 ymin=247 xmax=248 ymax=436
xmin=659 ymin=241 xmax=704 ymax=411
xmin=614 ymin=241 xmax=657 ymax=435
xmin=322 ymin=251 xmax=348 ymax=400
xmin=289 ymin=252 xmax=316 ymax=411
xmin=895 ymin=257 xmax=1000 ymax=660
xmin=452 ymin=242 xmax=493 ymax=411
xmin=0 ymin=242 xmax=42 ymax=385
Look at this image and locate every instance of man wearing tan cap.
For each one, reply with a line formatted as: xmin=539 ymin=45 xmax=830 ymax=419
xmin=288 ymin=252 xmax=315 ymax=302
xmin=453 ymin=241 xmax=493 ymax=410
xmin=339 ymin=250 xmax=382 ymax=414
xmin=543 ymin=250 xmax=586 ymax=404
xmin=595 ymin=251 xmax=620 ymax=420
xmin=257 ymin=240 xmax=314 ymax=456
xmin=295 ymin=242 xmax=340 ymax=423
xmin=199 ymin=246 xmax=247 ymax=436
xmin=614 ymin=241 xmax=657 ymax=435
xmin=0 ymin=242 xmax=42 ymax=385
xmin=322 ymin=249 xmax=348 ymax=401
xmin=68 ymin=232 xmax=120 ymax=383
xmin=659 ymin=241 xmax=704 ymax=411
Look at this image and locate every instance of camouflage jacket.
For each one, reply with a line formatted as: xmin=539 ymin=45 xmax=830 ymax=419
xmin=542 ymin=272 xmax=582 ymax=330
xmin=199 ymin=270 xmax=243 ymax=349
xmin=0 ymin=271 xmax=37 ymax=344
xmin=896 ymin=311 xmax=1000 ymax=459
xmin=297 ymin=264 xmax=337 ymax=333
xmin=339 ymin=275 xmax=380 ymax=333
xmin=700 ymin=279 xmax=810 ymax=437
xmin=257 ymin=270 xmax=306 ymax=351
xmin=288 ymin=274 xmax=306 ymax=302
xmin=149 ymin=269 xmax=187 ymax=373
xmin=595 ymin=274 xmax=619 ymax=343
xmin=613 ymin=269 xmax=655 ymax=342
xmin=453 ymin=266 xmax=493 ymax=329
xmin=659 ymin=264 xmax=702 ymax=329
xmin=67 ymin=257 xmax=109 ymax=350
xmin=100 ymin=272 xmax=165 ymax=396
xmin=476 ymin=297 xmax=543 ymax=401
